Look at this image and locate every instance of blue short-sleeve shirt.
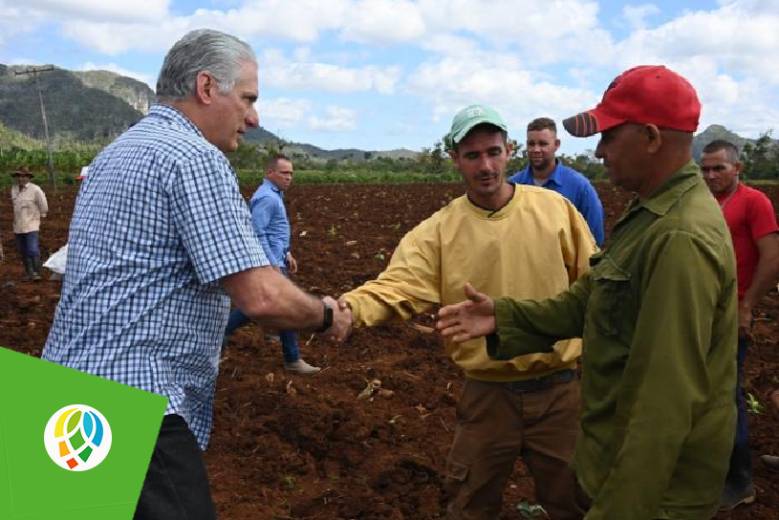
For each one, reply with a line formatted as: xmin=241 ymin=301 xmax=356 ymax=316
xmin=43 ymin=104 xmax=268 ymax=449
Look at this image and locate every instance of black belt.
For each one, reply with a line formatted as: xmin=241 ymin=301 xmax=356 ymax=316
xmin=502 ymin=369 xmax=576 ymax=393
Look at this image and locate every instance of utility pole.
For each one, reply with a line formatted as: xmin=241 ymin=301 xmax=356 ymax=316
xmin=15 ymin=66 xmax=56 ymax=188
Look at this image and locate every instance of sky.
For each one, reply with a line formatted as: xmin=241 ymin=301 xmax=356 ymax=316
xmin=1 ymin=0 xmax=778 ymax=155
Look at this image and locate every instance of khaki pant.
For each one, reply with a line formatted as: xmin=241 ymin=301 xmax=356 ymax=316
xmin=445 ymin=377 xmax=583 ymax=520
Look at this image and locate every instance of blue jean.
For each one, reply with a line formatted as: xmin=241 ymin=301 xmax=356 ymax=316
xmin=14 ymin=232 xmax=40 ymax=257
xmin=724 ymin=335 xmax=752 ymax=491
xmin=224 ymin=309 xmax=300 ymax=363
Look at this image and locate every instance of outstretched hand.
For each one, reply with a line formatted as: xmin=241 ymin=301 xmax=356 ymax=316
xmin=436 ymin=283 xmax=496 ymax=343
xmin=323 ymin=295 xmax=352 ymax=342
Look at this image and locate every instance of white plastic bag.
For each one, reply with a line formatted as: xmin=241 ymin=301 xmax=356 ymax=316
xmin=43 ymin=244 xmax=69 ymax=275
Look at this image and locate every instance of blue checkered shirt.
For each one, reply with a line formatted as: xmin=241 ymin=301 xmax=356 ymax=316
xmin=43 ymin=104 xmax=268 ymax=449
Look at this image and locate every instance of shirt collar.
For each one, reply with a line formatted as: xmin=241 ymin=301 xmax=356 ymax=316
xmin=149 ymin=104 xmax=206 ymax=140
xmin=262 ymin=178 xmax=284 ymax=196
xmin=626 ymin=160 xmax=701 ymax=217
xmin=524 ymin=160 xmax=562 ymax=187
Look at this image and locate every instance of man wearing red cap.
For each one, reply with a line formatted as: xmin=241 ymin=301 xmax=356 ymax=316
xmin=438 ymin=65 xmax=738 ymax=519
xmin=700 ymin=139 xmax=779 ymax=510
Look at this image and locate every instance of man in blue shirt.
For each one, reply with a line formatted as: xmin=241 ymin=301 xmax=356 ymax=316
xmin=224 ymin=154 xmax=320 ymax=374
xmin=42 ymin=29 xmax=350 ymax=520
xmin=510 ymin=117 xmax=605 ymax=245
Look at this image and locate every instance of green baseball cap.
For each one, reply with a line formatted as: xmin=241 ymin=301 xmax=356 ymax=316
xmin=444 ymin=104 xmax=508 ymax=150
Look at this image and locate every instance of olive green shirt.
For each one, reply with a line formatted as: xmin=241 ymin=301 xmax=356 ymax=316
xmin=488 ymin=162 xmax=737 ymax=519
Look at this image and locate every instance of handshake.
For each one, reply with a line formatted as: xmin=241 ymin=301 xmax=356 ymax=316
xmin=319 ymin=283 xmax=498 ymax=345
xmin=317 ymin=295 xmax=354 ymax=343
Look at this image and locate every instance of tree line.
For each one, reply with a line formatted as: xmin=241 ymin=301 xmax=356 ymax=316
xmin=1 ymin=131 xmax=777 ymax=183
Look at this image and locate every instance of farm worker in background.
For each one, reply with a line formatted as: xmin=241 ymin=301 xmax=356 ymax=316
xmin=42 ymin=29 xmax=350 ymax=520
xmin=10 ymin=166 xmax=48 ymax=280
xmin=223 ymin=153 xmax=320 ymax=374
xmin=700 ymin=139 xmax=779 ymax=510
xmin=510 ymin=117 xmax=605 ymax=245
xmin=438 ymin=65 xmax=739 ymax=519
xmin=340 ymin=104 xmax=597 ymax=519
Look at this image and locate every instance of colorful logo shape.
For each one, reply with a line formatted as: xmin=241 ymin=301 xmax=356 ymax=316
xmin=43 ymin=404 xmax=112 ymax=471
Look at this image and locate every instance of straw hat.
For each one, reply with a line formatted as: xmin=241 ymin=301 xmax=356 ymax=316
xmin=11 ymin=166 xmax=33 ymax=178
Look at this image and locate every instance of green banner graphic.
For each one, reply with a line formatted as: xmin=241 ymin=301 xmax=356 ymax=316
xmin=0 ymin=347 xmax=167 ymax=519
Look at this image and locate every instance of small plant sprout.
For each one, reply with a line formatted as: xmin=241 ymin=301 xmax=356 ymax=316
xmin=746 ymin=392 xmax=763 ymax=414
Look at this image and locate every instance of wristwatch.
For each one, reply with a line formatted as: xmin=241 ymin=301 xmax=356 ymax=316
xmin=317 ymin=300 xmax=333 ymax=332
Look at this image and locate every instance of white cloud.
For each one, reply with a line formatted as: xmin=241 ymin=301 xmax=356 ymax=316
xmin=60 ymin=19 xmax=192 ymax=54
xmin=309 ymin=105 xmax=357 ymax=132
xmin=43 ymin=0 xmax=349 ymax=55
xmin=77 ymin=62 xmax=154 ymax=87
xmin=260 ymin=97 xmax=311 ymax=128
xmin=340 ymin=0 xmax=426 ymax=44
xmin=24 ymin=0 xmax=170 ymax=22
xmin=622 ymin=3 xmax=660 ymax=30
xmin=0 ymin=5 xmax=46 ymax=46
xmin=407 ymin=49 xmax=598 ymax=139
xmin=261 ymin=49 xmax=401 ymax=94
xmin=615 ymin=4 xmax=779 ymax=84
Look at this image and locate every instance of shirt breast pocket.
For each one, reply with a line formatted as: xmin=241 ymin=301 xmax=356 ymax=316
xmin=589 ymin=254 xmax=631 ymax=337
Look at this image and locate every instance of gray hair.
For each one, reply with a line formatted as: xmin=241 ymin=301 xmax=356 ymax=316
xmin=156 ymin=29 xmax=256 ymax=102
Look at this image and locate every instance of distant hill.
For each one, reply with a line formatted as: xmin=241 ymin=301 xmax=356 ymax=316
xmin=0 ymin=64 xmax=153 ymax=141
xmin=0 ymin=64 xmax=419 ymax=161
xmin=243 ymin=127 xmax=418 ymax=163
xmin=693 ymin=124 xmax=777 ymax=159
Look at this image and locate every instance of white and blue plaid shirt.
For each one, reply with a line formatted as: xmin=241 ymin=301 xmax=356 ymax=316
xmin=43 ymin=104 xmax=268 ymax=449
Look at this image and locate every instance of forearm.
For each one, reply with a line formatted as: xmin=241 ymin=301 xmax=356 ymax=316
xmin=343 ymin=282 xmax=432 ymax=327
xmin=489 ymin=278 xmax=590 ymax=359
xmin=222 ymin=266 xmax=325 ymax=330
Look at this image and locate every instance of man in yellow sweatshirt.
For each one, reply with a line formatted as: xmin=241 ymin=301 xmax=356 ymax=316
xmin=340 ymin=105 xmax=597 ymax=519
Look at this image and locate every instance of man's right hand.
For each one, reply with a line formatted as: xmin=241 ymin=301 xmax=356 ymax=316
xmin=436 ymin=283 xmax=496 ymax=342
xmin=323 ymin=295 xmax=352 ymax=342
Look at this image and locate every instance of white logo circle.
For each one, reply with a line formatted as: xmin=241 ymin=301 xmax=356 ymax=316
xmin=43 ymin=404 xmax=113 ymax=471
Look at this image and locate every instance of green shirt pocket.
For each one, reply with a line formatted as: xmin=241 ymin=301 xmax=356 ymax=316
xmin=588 ymin=252 xmax=631 ymax=337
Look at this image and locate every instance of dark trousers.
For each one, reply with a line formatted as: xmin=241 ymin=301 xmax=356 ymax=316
xmin=724 ymin=335 xmax=753 ymax=492
xmin=134 ymin=415 xmax=216 ymax=520
xmin=14 ymin=231 xmax=40 ymax=257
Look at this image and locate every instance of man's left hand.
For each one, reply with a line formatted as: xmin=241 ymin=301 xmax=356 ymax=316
xmin=286 ymin=252 xmax=298 ymax=274
xmin=738 ymin=301 xmax=754 ymax=340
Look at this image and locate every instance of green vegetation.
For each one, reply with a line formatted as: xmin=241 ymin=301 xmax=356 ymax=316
xmin=746 ymin=392 xmax=763 ymax=415
xmin=3 ymin=127 xmax=778 ymax=189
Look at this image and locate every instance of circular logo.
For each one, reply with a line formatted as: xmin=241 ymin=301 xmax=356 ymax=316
xmin=43 ymin=404 xmax=112 ymax=471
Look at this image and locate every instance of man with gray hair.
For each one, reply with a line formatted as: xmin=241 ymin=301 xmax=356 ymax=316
xmin=42 ymin=29 xmax=351 ymax=519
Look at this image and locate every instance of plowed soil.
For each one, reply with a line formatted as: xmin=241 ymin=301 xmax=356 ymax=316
xmin=1 ymin=181 xmax=777 ymax=519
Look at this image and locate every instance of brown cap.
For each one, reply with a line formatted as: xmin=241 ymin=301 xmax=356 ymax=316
xmin=11 ymin=166 xmax=33 ymax=177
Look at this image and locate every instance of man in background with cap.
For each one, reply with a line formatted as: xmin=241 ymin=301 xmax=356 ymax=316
xmin=340 ymin=104 xmax=596 ymax=519
xmin=700 ymin=139 xmax=779 ymax=510
xmin=10 ymin=166 xmax=48 ymax=280
xmin=438 ymin=66 xmax=738 ymax=519
xmin=510 ymin=117 xmax=605 ymax=245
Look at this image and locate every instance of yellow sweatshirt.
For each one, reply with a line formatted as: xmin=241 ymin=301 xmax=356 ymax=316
xmin=343 ymin=185 xmax=597 ymax=382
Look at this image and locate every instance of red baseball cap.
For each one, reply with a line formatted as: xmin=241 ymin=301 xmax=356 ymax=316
xmin=563 ymin=65 xmax=700 ymax=138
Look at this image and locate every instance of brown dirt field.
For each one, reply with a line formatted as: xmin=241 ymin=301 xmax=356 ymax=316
xmin=1 ymin=181 xmax=777 ymax=519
